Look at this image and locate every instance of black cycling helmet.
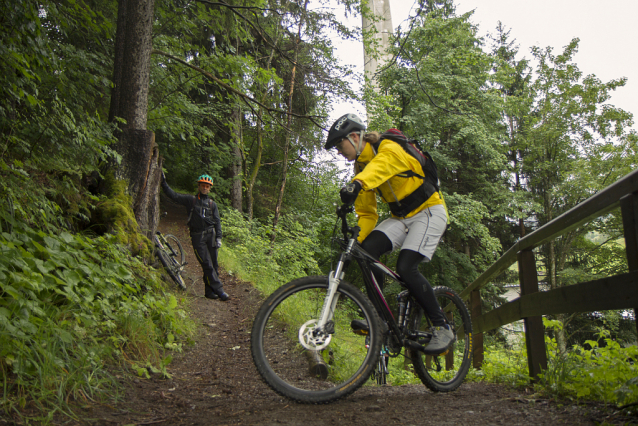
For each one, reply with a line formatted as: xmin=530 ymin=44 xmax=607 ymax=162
xmin=324 ymin=113 xmax=366 ymax=150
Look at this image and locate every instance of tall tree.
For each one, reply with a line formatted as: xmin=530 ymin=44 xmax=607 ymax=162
xmin=109 ymin=0 xmax=162 ymax=237
xmin=369 ymin=0 xmax=506 ymax=291
xmin=520 ymin=38 xmax=634 ymax=353
xmin=489 ymin=22 xmax=534 ymax=246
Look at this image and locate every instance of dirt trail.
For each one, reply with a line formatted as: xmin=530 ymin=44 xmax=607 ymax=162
xmin=79 ymin=198 xmax=631 ymax=425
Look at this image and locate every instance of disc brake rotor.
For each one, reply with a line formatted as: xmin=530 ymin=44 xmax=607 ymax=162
xmin=299 ymin=319 xmax=332 ymax=351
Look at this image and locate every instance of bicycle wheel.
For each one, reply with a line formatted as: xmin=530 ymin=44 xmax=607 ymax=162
xmin=164 ymin=234 xmax=186 ymax=265
xmin=251 ymin=276 xmax=382 ymax=404
xmin=374 ymin=352 xmax=388 ymax=385
xmin=155 ymin=236 xmax=187 ymax=291
xmin=407 ymin=286 xmax=472 ymax=392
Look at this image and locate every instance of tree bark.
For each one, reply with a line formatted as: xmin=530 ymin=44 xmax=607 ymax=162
xmin=271 ymin=0 xmax=308 ymax=243
xmin=108 ymin=0 xmax=128 ymax=123
xmin=108 ymin=0 xmax=160 ymax=238
xmin=118 ymin=0 xmax=154 ymax=130
xmin=229 ymin=107 xmax=243 ymax=211
xmin=247 ymin=116 xmax=263 ymax=220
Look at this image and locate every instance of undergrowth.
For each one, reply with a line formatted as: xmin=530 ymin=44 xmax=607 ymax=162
xmin=471 ymin=318 xmax=638 ymax=407
xmin=218 ymin=207 xmax=321 ymax=296
xmin=0 ymin=166 xmax=195 ymax=424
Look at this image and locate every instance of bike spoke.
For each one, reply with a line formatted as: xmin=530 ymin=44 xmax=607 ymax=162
xmin=408 ymin=287 xmax=472 ymax=392
xmin=252 ymin=277 xmax=381 ymax=403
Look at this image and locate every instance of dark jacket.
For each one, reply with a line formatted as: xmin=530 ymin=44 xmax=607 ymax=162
xmin=161 ymin=181 xmax=222 ymax=237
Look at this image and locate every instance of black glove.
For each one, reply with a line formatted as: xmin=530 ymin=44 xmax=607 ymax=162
xmin=339 ymin=181 xmax=362 ymax=205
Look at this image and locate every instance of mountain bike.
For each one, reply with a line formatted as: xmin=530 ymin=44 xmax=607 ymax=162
xmin=154 ymin=224 xmax=187 ymax=291
xmin=251 ymin=204 xmax=473 ymax=404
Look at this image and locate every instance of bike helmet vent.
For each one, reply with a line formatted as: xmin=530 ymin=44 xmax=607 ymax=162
xmin=197 ymin=174 xmax=214 ymax=185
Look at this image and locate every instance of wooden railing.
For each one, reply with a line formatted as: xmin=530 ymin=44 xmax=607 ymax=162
xmin=459 ymin=168 xmax=638 ymax=377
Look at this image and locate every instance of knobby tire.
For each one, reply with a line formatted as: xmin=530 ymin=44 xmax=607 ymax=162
xmin=251 ymin=276 xmax=382 ymax=404
xmin=155 ymin=235 xmax=187 ymax=291
xmin=407 ymin=286 xmax=473 ymax=392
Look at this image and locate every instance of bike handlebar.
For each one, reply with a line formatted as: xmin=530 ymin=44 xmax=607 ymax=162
xmin=335 ymin=203 xmax=360 ymax=242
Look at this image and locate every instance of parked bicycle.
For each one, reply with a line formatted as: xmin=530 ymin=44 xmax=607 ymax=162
xmin=251 ymin=204 xmax=473 ymax=403
xmin=154 ymin=217 xmax=187 ymax=291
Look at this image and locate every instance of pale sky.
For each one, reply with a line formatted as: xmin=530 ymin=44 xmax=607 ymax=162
xmin=331 ymin=0 xmax=637 ymax=132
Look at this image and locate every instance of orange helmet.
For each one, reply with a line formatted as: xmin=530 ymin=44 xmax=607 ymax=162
xmin=197 ymin=174 xmax=213 ymax=185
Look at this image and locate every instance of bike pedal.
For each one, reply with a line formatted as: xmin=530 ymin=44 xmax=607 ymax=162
xmin=353 ymin=329 xmax=369 ymax=336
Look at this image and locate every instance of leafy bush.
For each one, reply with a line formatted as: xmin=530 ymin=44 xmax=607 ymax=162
xmin=0 ymin=182 xmax=194 ymax=422
xmin=538 ymin=319 xmax=638 ymax=406
xmin=474 ymin=318 xmax=638 ymax=407
xmin=219 ymin=207 xmax=321 ymax=296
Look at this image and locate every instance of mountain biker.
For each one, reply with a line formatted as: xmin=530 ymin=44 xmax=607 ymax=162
xmin=325 ymin=113 xmax=452 ymax=354
xmin=161 ymin=173 xmax=229 ymax=301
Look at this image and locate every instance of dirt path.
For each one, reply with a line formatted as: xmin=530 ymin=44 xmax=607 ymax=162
xmin=81 ymin=199 xmax=631 ymax=425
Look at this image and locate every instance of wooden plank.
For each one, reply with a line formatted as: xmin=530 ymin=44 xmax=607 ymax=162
xmin=473 ymin=270 xmax=638 ymax=333
xmin=470 ymin=290 xmax=484 ymax=369
xmin=520 ymin=271 xmax=638 ymax=316
xmin=473 ymin=299 xmax=521 ymax=334
xmin=518 ymin=249 xmax=547 ymax=379
xmin=461 ymin=168 xmax=638 ymax=300
xmin=621 ymin=193 xmax=638 ymax=337
xmin=621 ymin=194 xmax=638 ymax=270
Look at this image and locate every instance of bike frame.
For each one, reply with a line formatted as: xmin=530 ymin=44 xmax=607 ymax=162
xmin=316 ymin=207 xmax=417 ymax=351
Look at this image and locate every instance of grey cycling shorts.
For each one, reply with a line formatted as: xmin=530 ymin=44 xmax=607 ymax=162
xmin=374 ymin=203 xmax=447 ymax=262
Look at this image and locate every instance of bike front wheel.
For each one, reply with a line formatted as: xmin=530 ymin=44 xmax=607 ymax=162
xmin=251 ymin=276 xmax=382 ymax=404
xmin=407 ymin=286 xmax=473 ymax=392
xmin=164 ymin=234 xmax=186 ymax=265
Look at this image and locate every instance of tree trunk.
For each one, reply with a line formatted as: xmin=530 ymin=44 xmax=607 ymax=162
xmin=108 ymin=0 xmax=128 ymax=123
xmin=246 ymin=47 xmax=276 ymax=220
xmin=247 ymin=115 xmax=263 ymax=220
xmin=544 ymin=190 xmax=568 ymax=354
xmin=229 ymin=108 xmax=243 ymax=211
xmin=117 ymin=0 xmax=154 ymax=130
xmin=108 ymin=0 xmax=160 ymax=238
xmin=271 ymin=0 xmax=308 ymax=243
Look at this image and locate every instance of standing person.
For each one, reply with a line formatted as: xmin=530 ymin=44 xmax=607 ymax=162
xmin=161 ymin=173 xmax=229 ymax=301
xmin=325 ymin=113 xmax=452 ymax=354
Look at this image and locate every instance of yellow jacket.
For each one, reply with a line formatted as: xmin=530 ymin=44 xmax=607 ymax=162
xmin=353 ymin=139 xmax=445 ymax=242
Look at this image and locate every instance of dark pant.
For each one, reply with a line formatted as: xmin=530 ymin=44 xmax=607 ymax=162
xmin=191 ymin=230 xmax=224 ymax=296
xmin=361 ymin=230 xmax=447 ymax=327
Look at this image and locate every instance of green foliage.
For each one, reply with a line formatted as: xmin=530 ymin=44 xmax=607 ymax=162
xmin=90 ymin=174 xmax=154 ymax=259
xmin=538 ymin=319 xmax=638 ymax=406
xmin=473 ymin=339 xmax=530 ymax=387
xmin=219 ymin=207 xmax=321 ymax=296
xmin=476 ymin=319 xmax=638 ymax=407
xmin=0 ymin=181 xmax=194 ymax=421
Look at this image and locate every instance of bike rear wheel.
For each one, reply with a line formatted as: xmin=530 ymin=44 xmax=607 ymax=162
xmin=251 ymin=276 xmax=382 ymax=403
xmin=407 ymin=286 xmax=472 ymax=392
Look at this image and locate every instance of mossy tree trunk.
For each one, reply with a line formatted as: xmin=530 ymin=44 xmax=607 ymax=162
xmin=108 ymin=0 xmax=161 ymax=238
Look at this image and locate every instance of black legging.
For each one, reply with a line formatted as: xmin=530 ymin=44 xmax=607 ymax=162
xmin=361 ymin=230 xmax=447 ymax=327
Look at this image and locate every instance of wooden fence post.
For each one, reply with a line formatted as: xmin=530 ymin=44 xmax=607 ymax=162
xmin=470 ymin=289 xmax=484 ymax=369
xmin=620 ymin=193 xmax=638 ymax=336
xmin=518 ymin=249 xmax=547 ymax=379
